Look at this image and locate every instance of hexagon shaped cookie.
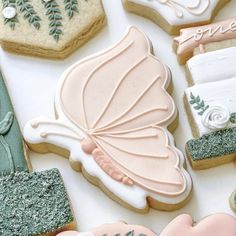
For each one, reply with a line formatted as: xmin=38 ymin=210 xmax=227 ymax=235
xmin=122 ymin=0 xmax=231 ymax=35
xmin=0 ymin=0 xmax=106 ymax=59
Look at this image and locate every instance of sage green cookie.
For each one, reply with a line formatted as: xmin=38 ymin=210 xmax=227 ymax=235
xmin=0 ymin=0 xmax=106 ymax=59
xmin=0 ymin=70 xmax=75 ymax=235
xmin=230 ymin=190 xmax=236 ymax=212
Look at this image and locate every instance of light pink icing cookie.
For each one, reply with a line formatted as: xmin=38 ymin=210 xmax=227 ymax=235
xmin=24 ymin=26 xmax=192 ymax=212
xmin=57 ymin=222 xmax=157 ymax=236
xmin=58 ymin=214 xmax=236 ymax=236
xmin=160 ymin=213 xmax=236 ymax=236
xmin=174 ymin=16 xmax=236 ymax=64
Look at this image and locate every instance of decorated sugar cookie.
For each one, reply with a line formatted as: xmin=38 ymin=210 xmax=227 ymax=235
xmin=159 ymin=213 xmax=236 ymax=236
xmin=174 ymin=16 xmax=236 ymax=64
xmin=230 ymin=189 xmax=236 ymax=212
xmin=173 ymin=18 xmax=236 ymax=170
xmin=57 ymin=213 xmax=236 ymax=236
xmin=23 ymin=26 xmax=192 ymax=212
xmin=0 ymin=71 xmax=75 ymax=235
xmin=122 ymin=0 xmax=230 ymax=35
xmin=57 ymin=222 xmax=157 ymax=236
xmin=0 ymin=0 xmax=106 ymax=59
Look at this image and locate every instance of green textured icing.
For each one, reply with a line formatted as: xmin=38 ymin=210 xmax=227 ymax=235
xmin=0 ymin=72 xmax=28 ymax=175
xmin=186 ymin=127 xmax=236 ymax=160
xmin=0 ymin=168 xmax=74 ymax=235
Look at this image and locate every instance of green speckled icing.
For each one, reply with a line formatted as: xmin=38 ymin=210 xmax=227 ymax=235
xmin=186 ymin=128 xmax=236 ymax=160
xmin=0 ymin=71 xmax=28 ymax=175
xmin=0 ymin=168 xmax=74 ymax=235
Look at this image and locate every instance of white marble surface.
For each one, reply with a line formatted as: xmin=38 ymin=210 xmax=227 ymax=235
xmin=0 ymin=0 xmax=235 ymax=233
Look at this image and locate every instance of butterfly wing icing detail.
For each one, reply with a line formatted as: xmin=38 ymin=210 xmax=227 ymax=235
xmin=58 ymin=27 xmax=187 ymax=196
xmin=94 ymin=126 xmax=186 ymax=195
xmin=160 ymin=214 xmax=236 ymax=236
xmin=59 ymin=27 xmax=175 ymax=131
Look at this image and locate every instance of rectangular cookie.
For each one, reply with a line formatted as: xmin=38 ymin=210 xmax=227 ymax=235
xmin=0 ymin=169 xmax=75 ymax=235
xmin=186 ymin=46 xmax=236 ymax=85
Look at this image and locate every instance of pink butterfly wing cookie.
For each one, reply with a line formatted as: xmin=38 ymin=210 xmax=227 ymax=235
xmin=160 ymin=214 xmax=236 ymax=236
xmin=24 ymin=26 xmax=192 ymax=212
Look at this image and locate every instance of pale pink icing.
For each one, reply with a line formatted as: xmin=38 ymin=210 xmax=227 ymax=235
xmin=92 ymin=146 xmax=134 ymax=185
xmin=57 ymin=222 xmax=157 ymax=236
xmin=160 ymin=214 xmax=236 ymax=236
xmin=57 ymin=214 xmax=236 ymax=236
xmin=58 ymin=27 xmax=186 ymax=197
xmin=174 ymin=16 xmax=236 ymax=59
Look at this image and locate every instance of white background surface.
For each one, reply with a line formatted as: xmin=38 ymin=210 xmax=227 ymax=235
xmin=0 ymin=0 xmax=236 ymax=234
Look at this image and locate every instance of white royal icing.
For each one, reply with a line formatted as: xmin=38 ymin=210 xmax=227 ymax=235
xmin=2 ymin=6 xmax=16 ymax=19
xmin=201 ymin=105 xmax=230 ymax=130
xmin=187 ymin=47 xmax=236 ymax=84
xmin=185 ymin=77 xmax=236 ymax=136
xmin=127 ymin=0 xmax=219 ymax=25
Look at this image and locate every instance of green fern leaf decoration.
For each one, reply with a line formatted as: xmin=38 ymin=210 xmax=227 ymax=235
xmin=2 ymin=0 xmax=18 ymax=30
xmin=189 ymin=92 xmax=209 ymax=116
xmin=125 ymin=231 xmax=134 ymax=236
xmin=16 ymin=0 xmax=41 ymax=29
xmin=64 ymin=0 xmax=78 ymax=19
xmin=42 ymin=0 xmax=63 ymax=42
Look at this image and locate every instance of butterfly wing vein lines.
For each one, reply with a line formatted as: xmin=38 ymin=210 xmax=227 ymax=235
xmin=59 ymin=27 xmax=187 ymax=196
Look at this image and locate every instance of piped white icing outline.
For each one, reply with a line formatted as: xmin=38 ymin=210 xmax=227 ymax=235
xmin=126 ymin=0 xmax=220 ymax=25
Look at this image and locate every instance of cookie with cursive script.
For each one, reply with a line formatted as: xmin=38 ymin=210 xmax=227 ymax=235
xmin=23 ymin=26 xmax=192 ymax=212
xmin=174 ymin=16 xmax=236 ymax=64
xmin=122 ymin=0 xmax=230 ymax=35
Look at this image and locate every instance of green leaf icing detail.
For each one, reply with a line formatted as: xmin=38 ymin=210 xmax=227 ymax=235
xmin=42 ymin=0 xmax=63 ymax=41
xmin=189 ymin=92 xmax=209 ymax=116
xmin=186 ymin=127 xmax=236 ymax=161
xmin=230 ymin=113 xmax=236 ymax=124
xmin=0 ymin=112 xmax=14 ymax=173
xmin=64 ymin=0 xmax=78 ymax=19
xmin=0 ymin=72 xmax=28 ymax=175
xmin=16 ymin=0 xmax=41 ymax=29
xmin=125 ymin=231 xmax=134 ymax=236
xmin=2 ymin=0 xmax=18 ymax=30
xmin=0 ymin=169 xmax=74 ymax=235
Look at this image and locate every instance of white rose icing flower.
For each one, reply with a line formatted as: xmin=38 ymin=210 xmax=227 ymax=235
xmin=201 ymin=105 xmax=230 ymax=131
